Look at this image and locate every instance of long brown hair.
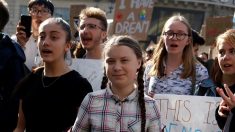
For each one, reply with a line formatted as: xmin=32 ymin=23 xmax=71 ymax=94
xmin=210 ymin=57 xmax=222 ymax=85
xmin=149 ymin=14 xmax=195 ymax=79
xmin=213 ymin=29 xmax=235 ymax=84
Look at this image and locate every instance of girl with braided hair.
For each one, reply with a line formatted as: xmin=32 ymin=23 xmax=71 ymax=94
xmin=72 ymin=35 xmax=161 ymax=132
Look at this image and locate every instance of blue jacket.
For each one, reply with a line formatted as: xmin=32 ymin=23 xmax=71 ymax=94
xmin=0 ymin=32 xmax=29 ymax=132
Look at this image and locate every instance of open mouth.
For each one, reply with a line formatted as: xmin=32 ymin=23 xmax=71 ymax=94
xmin=41 ymin=49 xmax=52 ymax=55
xmin=223 ymin=64 xmax=232 ymax=68
xmin=170 ymin=44 xmax=178 ymax=47
xmin=81 ymin=36 xmax=92 ymax=41
xmin=81 ymin=37 xmax=92 ymax=45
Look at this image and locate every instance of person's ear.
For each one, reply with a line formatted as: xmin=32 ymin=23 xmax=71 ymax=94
xmin=65 ymin=41 xmax=71 ymax=52
xmin=187 ymin=37 xmax=192 ymax=45
xmin=101 ymin=31 xmax=107 ymax=42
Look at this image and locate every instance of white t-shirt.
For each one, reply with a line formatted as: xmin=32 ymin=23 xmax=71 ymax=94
xmin=24 ymin=35 xmax=40 ymax=70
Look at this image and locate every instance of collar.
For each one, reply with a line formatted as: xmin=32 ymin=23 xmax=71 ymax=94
xmin=106 ymin=86 xmax=138 ymax=103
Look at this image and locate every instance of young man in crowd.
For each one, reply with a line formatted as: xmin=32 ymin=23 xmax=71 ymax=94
xmin=15 ymin=0 xmax=54 ymax=70
xmin=73 ymin=7 xmax=108 ymax=59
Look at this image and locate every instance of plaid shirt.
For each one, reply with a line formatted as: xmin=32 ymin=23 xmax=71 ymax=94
xmin=72 ymin=87 xmax=161 ymax=132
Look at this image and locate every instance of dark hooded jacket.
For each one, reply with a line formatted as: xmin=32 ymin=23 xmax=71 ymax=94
xmin=215 ymin=83 xmax=235 ymax=132
xmin=0 ymin=32 xmax=29 ymax=132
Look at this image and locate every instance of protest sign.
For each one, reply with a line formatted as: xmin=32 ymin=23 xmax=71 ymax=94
xmin=70 ymin=59 xmax=103 ymax=91
xmin=113 ymin=0 xmax=154 ymax=40
xmin=206 ymin=16 xmax=232 ymax=45
xmin=70 ymin=5 xmax=86 ymax=40
xmin=154 ymin=94 xmax=222 ymax=132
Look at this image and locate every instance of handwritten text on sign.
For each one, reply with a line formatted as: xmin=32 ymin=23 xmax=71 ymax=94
xmin=113 ymin=0 xmax=154 ymax=40
xmin=154 ymin=94 xmax=222 ymax=132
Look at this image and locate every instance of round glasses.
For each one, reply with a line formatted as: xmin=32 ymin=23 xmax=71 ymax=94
xmin=30 ymin=8 xmax=50 ymax=15
xmin=163 ymin=31 xmax=190 ymax=40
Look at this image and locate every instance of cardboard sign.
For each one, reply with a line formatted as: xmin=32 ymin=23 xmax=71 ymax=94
xmin=154 ymin=94 xmax=222 ymax=132
xmin=70 ymin=5 xmax=86 ymax=40
xmin=206 ymin=16 xmax=232 ymax=45
xmin=113 ymin=0 xmax=154 ymax=40
xmin=70 ymin=59 xmax=104 ymax=91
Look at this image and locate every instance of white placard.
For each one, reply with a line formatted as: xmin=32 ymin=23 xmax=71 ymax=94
xmin=70 ymin=59 xmax=104 ymax=91
xmin=154 ymin=94 xmax=222 ymax=132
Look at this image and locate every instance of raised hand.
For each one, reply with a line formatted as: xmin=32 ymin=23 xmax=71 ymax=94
xmin=216 ymin=84 xmax=235 ymax=117
xmin=16 ymin=23 xmax=29 ymax=48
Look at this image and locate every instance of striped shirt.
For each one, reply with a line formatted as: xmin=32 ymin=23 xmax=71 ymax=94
xmin=72 ymin=87 xmax=161 ymax=132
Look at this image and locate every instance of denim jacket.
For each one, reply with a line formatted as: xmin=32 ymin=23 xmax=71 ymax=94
xmin=193 ymin=78 xmax=217 ymax=97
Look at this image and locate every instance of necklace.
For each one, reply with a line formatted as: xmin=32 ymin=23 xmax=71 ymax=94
xmin=41 ymin=71 xmax=61 ymax=88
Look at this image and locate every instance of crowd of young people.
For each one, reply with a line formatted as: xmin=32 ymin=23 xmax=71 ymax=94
xmin=1 ymin=0 xmax=235 ymax=131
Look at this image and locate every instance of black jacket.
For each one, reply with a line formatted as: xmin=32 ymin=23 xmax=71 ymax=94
xmin=0 ymin=33 xmax=29 ymax=132
xmin=215 ymin=83 xmax=235 ymax=132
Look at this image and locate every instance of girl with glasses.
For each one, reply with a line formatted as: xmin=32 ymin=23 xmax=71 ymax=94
xmin=144 ymin=14 xmax=208 ymax=96
xmin=15 ymin=0 xmax=54 ymax=70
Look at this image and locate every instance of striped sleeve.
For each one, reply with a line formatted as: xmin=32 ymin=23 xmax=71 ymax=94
xmin=72 ymin=93 xmax=92 ymax=132
xmin=147 ymin=100 xmax=161 ymax=132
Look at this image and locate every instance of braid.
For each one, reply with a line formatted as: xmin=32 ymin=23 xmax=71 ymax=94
xmin=101 ymin=67 xmax=108 ymax=89
xmin=137 ymin=62 xmax=146 ymax=132
xmin=103 ymin=35 xmax=146 ymax=130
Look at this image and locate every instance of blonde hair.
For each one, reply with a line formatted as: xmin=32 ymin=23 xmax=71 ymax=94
xmin=216 ymin=29 xmax=235 ymax=50
xmin=213 ymin=29 xmax=235 ymax=84
xmin=149 ymin=14 xmax=195 ymax=79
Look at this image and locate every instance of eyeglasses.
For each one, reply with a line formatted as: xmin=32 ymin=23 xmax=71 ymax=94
xmin=79 ymin=23 xmax=104 ymax=31
xmin=163 ymin=31 xmax=190 ymax=40
xmin=30 ymin=8 xmax=50 ymax=15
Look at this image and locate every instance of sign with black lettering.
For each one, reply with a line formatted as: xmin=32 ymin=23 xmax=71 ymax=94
xmin=154 ymin=94 xmax=222 ymax=132
xmin=113 ymin=0 xmax=154 ymax=40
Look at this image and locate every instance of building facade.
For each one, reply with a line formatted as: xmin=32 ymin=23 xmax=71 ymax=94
xmin=4 ymin=0 xmax=115 ymax=35
xmin=4 ymin=0 xmax=235 ymax=53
